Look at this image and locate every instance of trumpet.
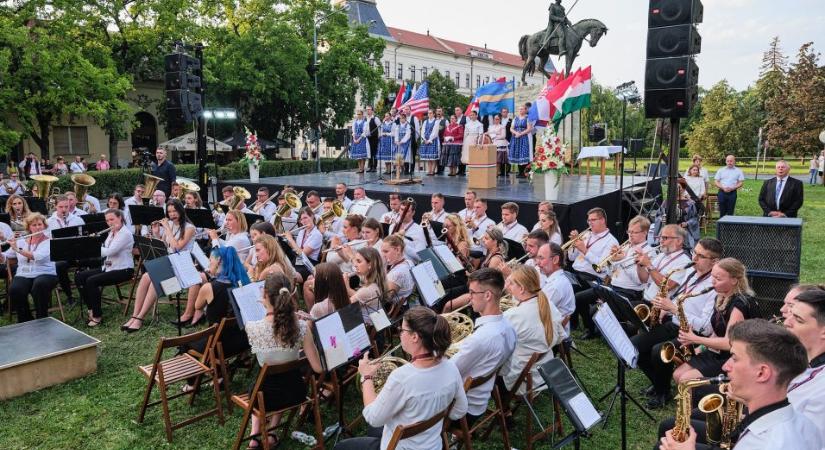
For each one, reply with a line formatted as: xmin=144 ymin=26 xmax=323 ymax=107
xmin=322 ymin=239 xmax=367 ymax=253
xmin=560 ymin=227 xmax=591 ymax=252
xmin=506 ymin=253 xmax=531 ymax=267
xmin=592 ymin=239 xmax=631 ymax=273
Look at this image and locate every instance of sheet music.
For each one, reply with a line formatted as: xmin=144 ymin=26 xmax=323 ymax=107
xmin=314 ymin=314 xmax=353 ymax=369
xmin=168 ymin=251 xmax=202 ymax=288
xmin=433 ymin=245 xmax=464 ymax=273
xmin=160 ymin=277 xmax=181 ymax=296
xmin=346 ymin=324 xmax=371 ymax=354
xmin=231 ymin=281 xmax=267 ymax=324
xmin=593 ymin=305 xmax=638 ymax=368
xmin=569 ymin=392 xmax=601 ymax=429
xmin=411 ymin=260 xmax=445 ymax=307
xmin=190 ymin=244 xmax=210 ymax=270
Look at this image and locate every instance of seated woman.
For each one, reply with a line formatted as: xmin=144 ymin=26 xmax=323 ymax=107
xmin=361 ymin=218 xmax=385 ymax=251
xmin=303 ymin=214 xmax=365 ymax=306
xmin=183 ymin=190 xmax=208 ymax=242
xmin=75 ymin=209 xmax=135 ymax=328
xmin=282 ymin=206 xmax=323 ymax=290
xmin=345 ymin=247 xmax=387 ymax=325
xmin=537 ymin=211 xmax=563 ymax=246
xmin=244 ymin=222 xmax=278 ymax=267
xmin=333 ymin=307 xmax=468 ymax=450
xmin=442 ymin=214 xmax=471 ymax=261
xmin=672 ymin=258 xmax=757 ymax=386
xmin=176 ymin=210 xmax=250 ymax=326
xmin=500 ymin=264 xmax=566 ymax=393
xmin=243 ymin=272 xmax=323 ymax=449
xmin=308 ymin=262 xmax=350 ymax=319
xmin=123 ymin=200 xmax=196 ymax=331
xmin=5 ymin=194 xmax=32 ymax=235
xmin=442 ymin=227 xmax=508 ymax=313
xmin=380 ymin=235 xmax=414 ymax=307
xmin=1 ymin=213 xmax=58 ymax=323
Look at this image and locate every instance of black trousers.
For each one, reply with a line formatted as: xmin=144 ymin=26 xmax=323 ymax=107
xmin=11 ymin=275 xmax=59 ymax=322
xmin=75 ymin=267 xmax=134 ymax=318
xmin=333 ymin=425 xmax=383 ymax=450
xmin=630 ymin=321 xmax=680 ymax=396
xmin=579 ymin=285 xmax=644 ymax=334
xmin=54 ymin=260 xmax=73 ymax=300
xmin=716 ymin=190 xmax=737 ymax=217
xmin=367 ymin=137 xmax=378 ymax=170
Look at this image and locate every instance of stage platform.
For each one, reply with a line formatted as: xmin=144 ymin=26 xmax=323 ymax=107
xmin=220 ymin=171 xmax=660 ymax=235
xmin=0 ymin=318 xmax=100 ymax=400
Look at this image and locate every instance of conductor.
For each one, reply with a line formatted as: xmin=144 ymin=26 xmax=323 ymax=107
xmin=151 ymin=147 xmax=176 ymax=198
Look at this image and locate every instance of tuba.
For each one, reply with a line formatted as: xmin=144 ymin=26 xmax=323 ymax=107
xmin=316 ymin=200 xmax=345 ymax=226
xmin=30 ymin=175 xmax=59 ymax=201
xmin=272 ymin=191 xmax=303 ymax=232
xmin=71 ymin=173 xmax=96 ymax=204
xmin=698 ymin=382 xmax=742 ymax=449
xmin=227 ymin=186 xmax=251 ymax=210
xmin=176 ymin=177 xmax=200 ymax=201
xmin=142 ymin=173 xmax=164 ymax=201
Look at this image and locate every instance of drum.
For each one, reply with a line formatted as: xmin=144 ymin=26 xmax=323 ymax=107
xmin=348 ymin=199 xmax=389 ymax=220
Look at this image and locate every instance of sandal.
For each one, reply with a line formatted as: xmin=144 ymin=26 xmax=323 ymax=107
xmin=87 ymin=318 xmax=102 ymax=328
xmin=125 ymin=317 xmax=143 ymax=333
xmin=121 ymin=316 xmax=141 ymax=331
xmin=246 ymin=436 xmax=262 ymax=449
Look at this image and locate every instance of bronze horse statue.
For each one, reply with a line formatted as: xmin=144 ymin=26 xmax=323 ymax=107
xmin=519 ymin=18 xmax=608 ymax=82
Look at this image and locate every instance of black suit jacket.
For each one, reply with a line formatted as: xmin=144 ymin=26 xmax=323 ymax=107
xmin=758 ymin=176 xmax=803 ymax=218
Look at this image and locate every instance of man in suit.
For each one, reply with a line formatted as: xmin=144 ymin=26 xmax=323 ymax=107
xmin=759 ymin=159 xmax=804 ymax=218
xmin=455 ymin=106 xmax=468 ymax=176
xmin=365 ymin=105 xmax=380 ymax=172
xmin=436 ymin=107 xmax=447 ymax=175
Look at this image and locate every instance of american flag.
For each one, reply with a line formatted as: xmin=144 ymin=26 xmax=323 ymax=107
xmin=400 ymin=81 xmax=429 ymax=117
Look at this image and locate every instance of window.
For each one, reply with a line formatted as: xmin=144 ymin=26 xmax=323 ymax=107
xmin=397 ymin=63 xmax=403 ymax=80
xmin=445 ymin=70 xmax=450 ymax=81
xmin=53 ymin=126 xmax=89 ymax=155
xmin=383 ymin=61 xmax=390 ymax=78
xmin=422 ymin=67 xmax=428 ymax=78
xmin=410 ymin=65 xmax=416 ymax=82
xmin=455 ymin=72 xmax=460 ymax=87
xmin=484 ymin=76 xmax=490 ymax=84
xmin=465 ymin=73 xmax=470 ymax=88
xmin=476 ymin=75 xmax=481 ymax=88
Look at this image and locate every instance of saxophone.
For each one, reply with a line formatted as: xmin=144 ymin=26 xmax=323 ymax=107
xmin=672 ymin=375 xmax=728 ymax=442
xmin=649 ymin=262 xmax=695 ymax=326
xmin=660 ymin=286 xmax=715 ymax=365
xmin=698 ymin=382 xmax=743 ymax=449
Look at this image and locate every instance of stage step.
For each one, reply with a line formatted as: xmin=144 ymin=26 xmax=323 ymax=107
xmin=622 ymin=185 xmax=660 ymax=218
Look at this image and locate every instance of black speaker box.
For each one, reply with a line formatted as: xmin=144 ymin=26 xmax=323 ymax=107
xmin=647 ymin=24 xmax=701 ymax=58
xmin=331 ymin=128 xmax=350 ymax=148
xmin=716 ymin=216 xmax=802 ymax=277
xmin=648 ymin=0 xmax=704 ymax=28
xmin=629 ymin=139 xmax=645 ymax=152
xmin=644 ymin=87 xmax=697 ymax=118
xmin=588 ymin=124 xmax=605 ymax=142
xmin=747 ymin=272 xmax=798 ymax=319
xmin=645 ymin=56 xmax=698 ymax=90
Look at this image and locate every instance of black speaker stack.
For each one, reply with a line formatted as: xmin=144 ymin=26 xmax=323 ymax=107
xmin=644 ymin=0 xmax=703 ymax=119
xmin=165 ymin=52 xmax=203 ymax=124
xmin=716 ymin=216 xmax=803 ymax=319
xmin=588 ymin=123 xmax=606 ymax=142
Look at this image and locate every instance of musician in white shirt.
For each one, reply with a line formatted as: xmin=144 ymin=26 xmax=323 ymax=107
xmin=1 ymin=172 xmax=25 ymax=195
xmin=567 ymin=207 xmax=619 ymax=284
xmin=659 ymin=320 xmax=821 ymax=450
xmin=501 ymin=265 xmax=566 ymax=394
xmin=450 ymin=269 xmax=517 ymax=422
xmin=74 ymin=209 xmax=135 ymax=328
xmin=46 ymin=195 xmax=85 ymax=304
xmin=303 ymin=214 xmax=365 ymax=308
xmin=536 ymin=210 xmax=563 ymax=246
xmin=381 ymin=234 xmax=414 ymax=306
xmin=250 ymin=187 xmax=277 ymax=222
xmin=636 ymin=224 xmax=692 ymax=304
xmin=536 ymin=242 xmax=576 ymax=335
xmin=390 ymin=198 xmax=426 ymax=263
xmin=379 ymin=193 xmax=401 ymax=227
xmin=425 ymin=193 xmax=448 ymax=223
xmin=2 ymin=213 xmax=58 ymax=323
xmin=531 ymin=201 xmax=554 ymax=231
xmin=282 ymin=206 xmax=323 ymax=282
xmin=81 ymin=193 xmax=102 ymax=214
xmin=124 ymin=184 xmax=145 ymax=228
xmin=335 ymin=182 xmax=353 ymax=211
xmin=65 ymin=192 xmax=88 ymax=217
xmin=496 ymin=201 xmax=529 ymax=242
xmin=305 ymin=191 xmax=323 ymax=216
xmin=466 ymin=198 xmax=496 ymax=246
xmin=456 ymin=190 xmax=477 ymax=223
xmin=318 ymin=197 xmax=343 ymax=240
xmin=270 ymin=194 xmax=298 ymax=232
xmin=352 ymin=187 xmax=368 ymax=202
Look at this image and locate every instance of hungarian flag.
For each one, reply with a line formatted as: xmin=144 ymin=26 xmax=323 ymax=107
xmin=551 ymin=66 xmax=592 ymax=127
xmin=527 ymin=71 xmax=565 ymax=126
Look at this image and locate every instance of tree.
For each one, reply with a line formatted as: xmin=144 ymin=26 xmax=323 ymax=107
xmin=765 ymin=42 xmax=825 ymax=157
xmin=0 ymin=13 xmax=132 ymax=158
xmin=0 ymin=22 xmax=21 ymax=155
xmin=580 ymin=79 xmax=653 ymax=151
xmin=425 ymin=70 xmax=470 ymax=113
xmin=685 ymin=80 xmax=741 ymax=162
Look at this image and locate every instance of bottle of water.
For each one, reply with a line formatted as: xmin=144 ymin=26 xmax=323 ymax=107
xmin=291 ymin=431 xmax=317 ymax=446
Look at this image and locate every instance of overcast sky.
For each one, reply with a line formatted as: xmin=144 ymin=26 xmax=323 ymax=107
xmin=377 ymin=0 xmax=824 ymax=91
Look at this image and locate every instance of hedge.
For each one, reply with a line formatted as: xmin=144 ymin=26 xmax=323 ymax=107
xmin=31 ymin=158 xmax=357 ymax=198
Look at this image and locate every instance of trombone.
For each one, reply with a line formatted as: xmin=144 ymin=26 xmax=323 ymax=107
xmin=560 ymin=227 xmax=591 ymax=252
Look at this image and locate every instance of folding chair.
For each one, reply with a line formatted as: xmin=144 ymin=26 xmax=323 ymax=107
xmin=185 ymin=316 xmax=248 ymax=412
xmin=137 ymin=325 xmax=224 ymax=442
xmin=450 ymin=373 xmax=511 ymax=450
xmin=386 ymin=399 xmax=455 ymax=450
xmin=231 ymin=358 xmax=324 ymax=450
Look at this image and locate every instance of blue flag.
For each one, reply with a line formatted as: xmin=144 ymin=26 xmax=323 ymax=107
xmin=401 ymin=81 xmax=414 ymax=104
xmin=476 ymin=79 xmax=515 ymax=117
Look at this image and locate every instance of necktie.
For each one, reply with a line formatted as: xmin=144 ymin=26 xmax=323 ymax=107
xmin=775 ymin=178 xmax=784 ymax=208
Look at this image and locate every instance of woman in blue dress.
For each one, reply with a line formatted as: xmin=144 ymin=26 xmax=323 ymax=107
xmin=376 ymin=113 xmax=395 ymax=174
xmin=392 ymin=113 xmax=411 ymax=175
xmin=508 ymin=105 xmax=534 ymax=178
xmin=349 ymin=109 xmax=369 ymax=173
xmin=419 ymin=109 xmax=441 ymax=176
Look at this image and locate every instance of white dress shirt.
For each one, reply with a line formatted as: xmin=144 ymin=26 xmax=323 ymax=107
xmin=2 ymin=180 xmax=25 ymax=195
xmin=380 ymin=210 xmax=400 ymax=227
xmin=68 ymin=207 xmax=87 ymax=217
xmin=456 ymin=208 xmax=473 ymax=223
xmin=733 ymin=403 xmax=822 ymax=450
xmin=101 ymin=227 xmax=135 ymax=271
xmin=501 ymin=296 xmax=565 ymax=393
xmin=69 ymin=161 xmax=85 ymax=173
xmin=788 ymin=355 xmax=825 ymax=446
xmin=542 ymin=269 xmax=576 ymax=335
xmin=714 ymin=166 xmax=745 ymax=189
xmin=450 ymin=314 xmax=517 ymax=415
xmin=569 ymin=230 xmax=619 ymax=280
xmin=339 ymin=196 xmax=353 ymax=211
xmin=362 ymin=359 xmax=468 ymax=450
xmin=4 ymin=237 xmax=56 ymax=278
xmin=396 ymin=221 xmax=426 ymax=262
xmin=386 ymin=258 xmax=414 ymax=304
xmin=212 ymin=231 xmax=252 ymax=261
xmin=609 ymin=243 xmax=654 ymax=292
xmin=0 ymin=222 xmax=12 ymax=241
xmin=668 ymin=269 xmax=715 ymax=336
xmin=252 ymin=201 xmax=277 ymax=222
xmin=47 ymin=213 xmax=85 ymax=231
xmin=295 ymin=227 xmax=323 ymax=262
xmin=427 ymin=209 xmax=447 ymax=223
xmin=642 ymin=251 xmax=692 ymax=302
xmin=468 ymin=215 xmax=495 ymax=241
xmin=497 ymin=220 xmax=529 ymax=242
xmin=82 ymin=195 xmax=101 ymax=213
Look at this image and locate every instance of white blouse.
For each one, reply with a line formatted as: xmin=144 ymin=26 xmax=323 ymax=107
xmin=245 ymin=318 xmax=306 ymax=367
xmin=101 ymin=227 xmax=135 ymax=271
xmin=501 ymin=296 xmax=565 ymax=393
xmin=4 ymin=237 xmax=56 ymax=278
xmin=213 ymin=231 xmax=252 ymax=261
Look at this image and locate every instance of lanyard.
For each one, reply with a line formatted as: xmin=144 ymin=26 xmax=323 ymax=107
xmin=586 ymin=231 xmax=609 ymax=249
xmin=674 ymin=270 xmax=711 ymax=296
xmin=300 ymin=227 xmax=314 ymax=248
xmin=655 ymin=251 xmax=683 ymax=272
xmin=503 ymin=221 xmax=518 ymax=234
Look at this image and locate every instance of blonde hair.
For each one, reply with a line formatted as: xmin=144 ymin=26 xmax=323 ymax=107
xmin=253 ymin=235 xmax=295 ymax=282
xmin=444 ymin=214 xmax=471 ymax=246
xmin=714 ymin=258 xmax=754 ymax=310
xmin=510 ymin=264 xmax=555 ymax=346
xmin=24 ymin=212 xmax=47 ymax=232
xmin=5 ymin=194 xmax=31 ymax=217
xmin=225 ymin=210 xmax=248 ymax=232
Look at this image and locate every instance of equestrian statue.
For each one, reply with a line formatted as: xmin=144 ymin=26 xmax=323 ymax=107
xmin=519 ymin=0 xmax=608 ymax=82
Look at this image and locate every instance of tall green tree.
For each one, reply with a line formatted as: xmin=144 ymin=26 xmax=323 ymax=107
xmin=424 ymin=70 xmax=470 ymax=113
xmin=766 ymin=42 xmax=825 ymax=157
xmin=0 ymin=20 xmax=21 ymax=155
xmin=685 ymin=80 xmax=741 ymax=162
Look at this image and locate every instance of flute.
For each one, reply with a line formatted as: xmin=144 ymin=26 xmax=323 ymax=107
xmin=322 ymin=239 xmax=367 ymax=253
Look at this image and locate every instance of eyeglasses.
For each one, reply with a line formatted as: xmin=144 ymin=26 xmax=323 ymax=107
xmin=694 ymin=252 xmax=716 ymax=260
xmin=401 ymin=328 xmax=414 ymax=334
xmin=660 ymin=236 xmax=678 ymax=241
xmin=468 ymin=289 xmax=489 ymax=297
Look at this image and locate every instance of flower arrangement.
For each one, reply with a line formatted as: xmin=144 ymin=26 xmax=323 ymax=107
xmin=240 ymin=127 xmax=265 ymax=169
xmin=530 ymin=127 xmax=569 ymax=177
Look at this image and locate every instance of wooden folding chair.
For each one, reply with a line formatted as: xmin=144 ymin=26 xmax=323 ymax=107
xmin=185 ymin=316 xmax=248 ymax=413
xmin=450 ymin=373 xmax=511 ymax=450
xmin=231 ymin=358 xmax=324 ymax=450
xmin=48 ymin=286 xmax=66 ymax=322
xmin=386 ymin=399 xmax=455 ymax=450
xmin=137 ymin=325 xmax=225 ymax=442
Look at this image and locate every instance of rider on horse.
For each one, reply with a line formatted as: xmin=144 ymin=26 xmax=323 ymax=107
xmin=544 ymin=0 xmax=571 ymax=57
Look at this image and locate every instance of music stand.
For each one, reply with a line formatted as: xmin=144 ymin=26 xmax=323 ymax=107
xmin=504 ymin=238 xmax=526 ymax=261
xmin=129 ymin=204 xmax=165 ymax=226
xmin=429 ymin=221 xmax=443 ymax=238
xmin=537 ymin=359 xmax=603 ymax=449
xmin=50 ymin=236 xmax=103 ymax=263
xmin=381 ymin=222 xmax=391 ymax=237
xmin=276 ymin=236 xmax=297 ymax=263
xmin=81 ymin=214 xmax=109 ymax=237
xmin=51 ymin=225 xmax=82 ymax=239
xmin=23 ymin=196 xmax=48 ymax=215
xmin=0 ymin=213 xmax=10 ymax=226
xmin=243 ymin=212 xmax=264 ymax=226
xmin=82 ymin=213 xmax=106 ymax=224
xmin=185 ymin=208 xmax=217 ymax=230
xmin=592 ymin=284 xmax=648 ymax=334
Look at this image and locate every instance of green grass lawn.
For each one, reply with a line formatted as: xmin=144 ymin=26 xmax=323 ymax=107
xmin=0 ymin=179 xmax=822 ymax=450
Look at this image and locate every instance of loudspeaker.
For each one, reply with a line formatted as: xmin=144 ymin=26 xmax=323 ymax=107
xmin=646 ymin=24 xmax=701 ymax=59
xmin=644 ymin=87 xmax=697 ymax=118
xmin=165 ymin=72 xmax=201 ymax=91
xmin=747 ymin=272 xmax=798 ymax=319
xmin=164 ymin=53 xmax=201 ymax=72
xmin=331 ymin=128 xmax=350 ymax=148
xmin=648 ymin=0 xmax=703 ymax=28
xmin=716 ymin=216 xmax=802 ymax=277
xmin=588 ymin=123 xmax=605 ymax=142
xmin=629 ymin=139 xmax=645 ymax=153
xmin=645 ymin=56 xmax=698 ymax=90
